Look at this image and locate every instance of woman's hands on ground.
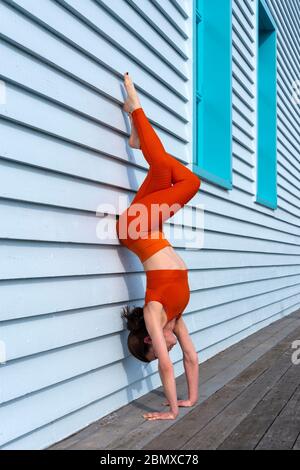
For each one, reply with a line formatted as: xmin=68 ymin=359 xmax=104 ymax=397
xmin=142 ymin=399 xmax=197 ymax=420
xmin=162 ymin=399 xmax=196 ymax=407
xmin=143 ymin=411 xmax=178 ymax=421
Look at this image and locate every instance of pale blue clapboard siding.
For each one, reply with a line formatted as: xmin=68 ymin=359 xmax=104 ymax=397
xmin=0 ymin=0 xmax=299 ymax=450
xmin=0 ymin=0 xmax=193 ymax=449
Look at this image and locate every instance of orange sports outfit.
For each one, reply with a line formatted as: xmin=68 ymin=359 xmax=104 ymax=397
xmin=116 ymin=107 xmax=201 ymax=321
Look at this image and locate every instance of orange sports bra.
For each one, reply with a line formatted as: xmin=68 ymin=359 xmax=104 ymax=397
xmin=144 ymin=269 xmax=190 ymax=322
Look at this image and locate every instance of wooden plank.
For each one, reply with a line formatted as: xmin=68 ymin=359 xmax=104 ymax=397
xmin=189 ymin=312 xmax=300 ymax=385
xmin=49 ymin=314 xmax=300 ymax=450
xmin=0 ymin=120 xmax=145 ymax=189
xmin=51 ymin=310 xmax=300 ymax=449
xmin=0 ymin=270 xmax=148 ymax=322
xmin=92 ymin=0 xmax=188 ymax=73
xmin=179 ymin=351 xmax=296 ymax=449
xmin=58 ymin=0 xmax=188 ymax=88
xmin=150 ymin=0 xmax=188 ymax=37
xmin=256 ymin=385 xmax=300 ymax=450
xmin=51 ymin=312 xmax=300 ymax=450
xmin=0 ymin=41 xmax=187 ymax=141
xmin=293 ymin=431 xmax=300 ymax=450
xmin=0 ymin=83 xmax=188 ymax=161
xmin=4 ymin=242 xmax=297 ymax=281
xmin=50 ymin=314 xmax=300 ymax=450
xmin=0 ymin=0 xmax=187 ymax=114
xmin=218 ymin=366 xmax=300 ymax=449
xmin=125 ymin=0 xmax=187 ymax=57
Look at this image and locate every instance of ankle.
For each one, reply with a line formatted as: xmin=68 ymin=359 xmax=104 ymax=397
xmin=131 ymin=104 xmax=142 ymax=113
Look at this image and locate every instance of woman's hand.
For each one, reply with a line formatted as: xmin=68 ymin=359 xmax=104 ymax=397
xmin=162 ymin=399 xmax=196 ymax=407
xmin=143 ymin=411 xmax=178 ymax=421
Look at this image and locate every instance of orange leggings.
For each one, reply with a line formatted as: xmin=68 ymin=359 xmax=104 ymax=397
xmin=116 ymin=107 xmax=201 ymax=263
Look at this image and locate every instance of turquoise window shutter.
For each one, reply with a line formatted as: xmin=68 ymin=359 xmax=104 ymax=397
xmin=193 ymin=0 xmax=233 ymax=189
xmin=256 ymin=0 xmax=277 ymax=209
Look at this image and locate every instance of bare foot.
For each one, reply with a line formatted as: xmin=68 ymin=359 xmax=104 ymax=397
xmin=123 ymin=72 xmax=141 ymax=114
xmin=128 ymin=113 xmax=141 ymax=149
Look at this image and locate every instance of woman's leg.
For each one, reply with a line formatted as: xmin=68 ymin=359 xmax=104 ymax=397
xmin=130 ymin=107 xmax=200 ymax=204
xmin=126 ymin=107 xmax=201 ymax=233
xmin=130 ymin=108 xmax=172 ymax=205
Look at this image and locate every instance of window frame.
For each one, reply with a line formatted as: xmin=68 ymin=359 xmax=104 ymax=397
xmin=255 ymin=0 xmax=278 ymax=210
xmin=192 ymin=0 xmax=233 ymax=190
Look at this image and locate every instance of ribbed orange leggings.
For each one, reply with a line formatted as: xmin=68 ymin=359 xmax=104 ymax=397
xmin=116 ymin=107 xmax=201 ymax=263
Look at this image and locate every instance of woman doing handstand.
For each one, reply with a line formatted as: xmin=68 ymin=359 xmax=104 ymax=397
xmin=116 ymin=73 xmax=201 ymax=421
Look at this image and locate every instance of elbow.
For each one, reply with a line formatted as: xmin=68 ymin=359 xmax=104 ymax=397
xmin=158 ymin=358 xmax=173 ymax=372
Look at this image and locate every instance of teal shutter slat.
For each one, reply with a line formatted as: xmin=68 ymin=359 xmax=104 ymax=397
xmin=193 ymin=0 xmax=232 ymax=189
xmin=256 ymin=0 xmax=277 ymax=209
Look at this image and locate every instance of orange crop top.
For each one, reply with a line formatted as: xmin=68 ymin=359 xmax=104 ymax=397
xmin=144 ymin=269 xmax=190 ymax=322
xmin=116 ymin=216 xmax=172 ymax=263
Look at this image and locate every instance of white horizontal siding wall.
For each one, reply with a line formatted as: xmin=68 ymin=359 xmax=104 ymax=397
xmin=0 ymin=0 xmax=193 ymax=449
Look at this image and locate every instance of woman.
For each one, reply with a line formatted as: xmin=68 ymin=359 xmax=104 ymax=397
xmin=116 ymin=73 xmax=201 ymax=421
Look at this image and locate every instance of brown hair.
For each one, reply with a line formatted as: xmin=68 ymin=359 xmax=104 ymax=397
xmin=121 ymin=305 xmax=151 ymax=363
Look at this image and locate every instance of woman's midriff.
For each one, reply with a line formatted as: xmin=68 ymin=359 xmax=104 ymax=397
xmin=142 ymin=246 xmax=187 ymax=271
xmin=116 ymin=216 xmax=187 ymax=270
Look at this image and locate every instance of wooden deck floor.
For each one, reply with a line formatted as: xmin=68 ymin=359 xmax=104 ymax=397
xmin=49 ymin=308 xmax=300 ymax=450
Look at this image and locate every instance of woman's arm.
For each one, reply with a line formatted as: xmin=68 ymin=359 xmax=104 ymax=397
xmin=157 ymin=361 xmax=179 ymax=417
xmin=143 ymin=302 xmax=179 ymax=419
xmin=183 ymin=355 xmax=199 ymax=405
xmin=174 ymin=317 xmax=199 ymax=405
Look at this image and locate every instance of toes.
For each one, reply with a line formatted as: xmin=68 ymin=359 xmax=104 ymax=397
xmin=124 ymin=74 xmax=132 ymax=85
